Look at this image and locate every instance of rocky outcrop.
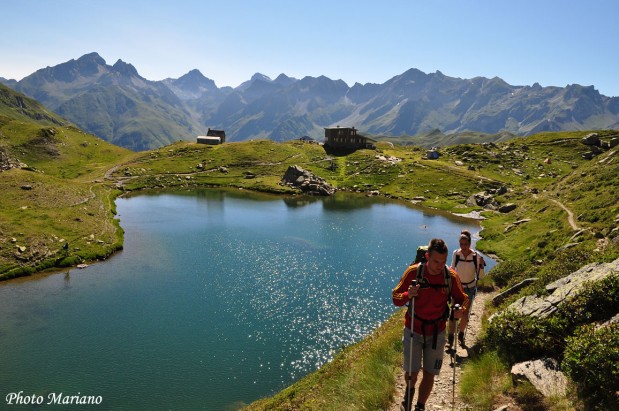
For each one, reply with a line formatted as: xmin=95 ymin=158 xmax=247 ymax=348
xmin=492 ymin=278 xmax=537 ymax=306
xmin=466 ymin=186 xmax=508 ymax=211
xmin=505 ymin=258 xmax=619 ymax=319
xmin=0 ymin=148 xmax=28 ymax=171
xmin=511 ymin=358 xmax=567 ymax=397
xmin=580 ymin=133 xmax=619 ymax=159
xmin=281 ymin=165 xmax=336 ymax=196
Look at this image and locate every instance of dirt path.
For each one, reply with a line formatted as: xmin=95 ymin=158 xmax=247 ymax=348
xmin=549 ymin=198 xmax=580 ymax=231
xmin=387 ymin=290 xmax=496 ymax=411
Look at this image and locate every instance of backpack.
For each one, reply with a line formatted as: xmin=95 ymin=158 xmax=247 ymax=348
xmin=454 ymin=251 xmax=486 ymax=287
xmin=454 ymin=251 xmax=478 ymax=273
xmin=413 ymin=245 xmax=428 ymax=264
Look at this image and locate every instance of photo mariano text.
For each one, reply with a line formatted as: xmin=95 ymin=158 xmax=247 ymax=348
xmin=5 ymin=391 xmax=103 ymax=406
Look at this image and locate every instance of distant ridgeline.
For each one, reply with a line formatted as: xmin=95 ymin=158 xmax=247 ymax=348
xmin=2 ymin=52 xmax=619 ymax=151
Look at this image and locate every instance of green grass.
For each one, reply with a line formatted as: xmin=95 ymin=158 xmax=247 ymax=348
xmin=0 ymin=117 xmax=133 ymax=279
xmin=460 ymin=351 xmax=512 ymax=410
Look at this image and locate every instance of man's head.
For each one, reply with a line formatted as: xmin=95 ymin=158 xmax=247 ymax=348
xmin=425 ymin=238 xmax=448 ymax=275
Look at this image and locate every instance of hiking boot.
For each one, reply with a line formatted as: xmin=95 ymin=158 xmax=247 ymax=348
xmin=400 ymin=387 xmax=413 ymax=411
xmin=414 ymin=404 xmax=425 ymax=411
xmin=458 ymin=331 xmax=465 ymax=347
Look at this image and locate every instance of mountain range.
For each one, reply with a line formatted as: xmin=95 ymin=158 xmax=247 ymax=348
xmin=2 ymin=52 xmax=618 ymax=151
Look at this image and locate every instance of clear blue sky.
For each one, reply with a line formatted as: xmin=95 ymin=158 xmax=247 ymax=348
xmin=2 ymin=0 xmax=618 ymax=97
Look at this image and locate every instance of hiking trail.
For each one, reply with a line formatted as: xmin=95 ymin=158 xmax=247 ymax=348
xmin=386 ymin=290 xmax=505 ymax=411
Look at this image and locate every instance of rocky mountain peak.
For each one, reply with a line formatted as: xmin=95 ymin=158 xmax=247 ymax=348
xmin=175 ymin=69 xmax=217 ymax=91
xmin=112 ymin=59 xmax=140 ymax=77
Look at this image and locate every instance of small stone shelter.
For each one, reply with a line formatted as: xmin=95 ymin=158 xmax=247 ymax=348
xmin=324 ymin=126 xmax=375 ymax=150
xmin=197 ymin=128 xmax=226 ymax=145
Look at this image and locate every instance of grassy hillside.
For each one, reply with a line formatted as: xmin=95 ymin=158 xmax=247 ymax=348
xmin=0 ymin=83 xmax=67 ymax=126
xmin=0 ymin=105 xmax=136 ymax=279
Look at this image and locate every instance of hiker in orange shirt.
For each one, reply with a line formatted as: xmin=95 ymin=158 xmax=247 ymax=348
xmin=392 ymin=238 xmax=469 ymax=411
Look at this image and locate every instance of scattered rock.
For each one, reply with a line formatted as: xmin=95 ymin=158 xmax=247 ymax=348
xmin=281 ymin=165 xmax=336 ymax=196
xmin=581 ymin=133 xmax=600 ymax=146
xmin=511 ymin=358 xmax=567 ymax=398
xmin=467 ymin=191 xmax=500 ymax=209
xmin=498 ymin=203 xmax=517 ymax=213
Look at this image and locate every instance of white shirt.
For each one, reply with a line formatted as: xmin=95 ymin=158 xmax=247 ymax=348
xmin=451 ymin=249 xmax=484 ymax=288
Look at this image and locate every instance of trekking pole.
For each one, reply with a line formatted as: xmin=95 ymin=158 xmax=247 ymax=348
xmin=405 ymin=279 xmax=418 ymax=411
xmin=450 ymin=303 xmax=461 ymax=411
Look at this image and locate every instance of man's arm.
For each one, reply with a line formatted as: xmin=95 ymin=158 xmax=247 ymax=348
xmin=392 ymin=264 xmax=417 ymax=307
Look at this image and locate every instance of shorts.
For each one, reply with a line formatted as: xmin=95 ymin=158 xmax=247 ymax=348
xmin=402 ymin=327 xmax=446 ymax=376
xmin=463 ymin=286 xmax=477 ymax=305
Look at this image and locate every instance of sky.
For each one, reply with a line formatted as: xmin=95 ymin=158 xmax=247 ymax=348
xmin=1 ymin=0 xmax=618 ymax=97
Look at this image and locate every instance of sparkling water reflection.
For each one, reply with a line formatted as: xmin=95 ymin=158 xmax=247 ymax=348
xmin=0 ymin=190 xmax=493 ymax=410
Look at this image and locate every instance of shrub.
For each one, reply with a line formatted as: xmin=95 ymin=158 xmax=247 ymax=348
xmin=489 ymin=259 xmax=532 ymax=288
xmin=563 ymin=323 xmax=619 ymax=410
xmin=485 ymin=310 xmax=552 ymax=363
xmin=554 ymin=274 xmax=619 ymax=331
xmin=532 ymin=246 xmax=594 ymax=294
xmin=486 ymin=274 xmax=619 ymax=366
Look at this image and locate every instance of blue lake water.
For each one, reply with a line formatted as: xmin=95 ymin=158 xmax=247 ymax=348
xmin=0 ymin=189 xmax=493 ymax=410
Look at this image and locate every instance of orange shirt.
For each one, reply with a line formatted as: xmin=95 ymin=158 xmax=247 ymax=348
xmin=392 ymin=263 xmax=469 ymax=334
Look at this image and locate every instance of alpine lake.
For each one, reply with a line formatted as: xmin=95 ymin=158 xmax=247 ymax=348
xmin=0 ymin=189 xmax=494 ymax=410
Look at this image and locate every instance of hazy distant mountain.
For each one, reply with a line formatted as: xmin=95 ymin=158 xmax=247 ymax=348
xmin=12 ymin=53 xmax=203 ymax=150
xmin=0 ymin=77 xmax=18 ymax=89
xmin=5 ymin=53 xmax=619 ymax=150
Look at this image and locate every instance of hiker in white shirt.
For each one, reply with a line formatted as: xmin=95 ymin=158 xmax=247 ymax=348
xmin=447 ymin=230 xmax=485 ymax=348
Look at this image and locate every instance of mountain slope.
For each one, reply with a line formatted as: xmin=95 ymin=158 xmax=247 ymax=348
xmin=0 ymin=83 xmax=68 ymax=126
xmin=13 ymin=53 xmax=204 ymax=150
xmin=6 ymin=53 xmax=619 ymax=150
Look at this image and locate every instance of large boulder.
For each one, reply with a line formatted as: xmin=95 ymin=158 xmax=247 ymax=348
xmin=581 ymin=133 xmax=601 ymax=146
xmin=466 ymin=191 xmax=500 ymax=210
xmin=506 ymin=258 xmax=619 ymax=319
xmin=511 ymin=358 xmax=567 ymax=397
xmin=281 ymin=165 xmax=336 ymax=196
